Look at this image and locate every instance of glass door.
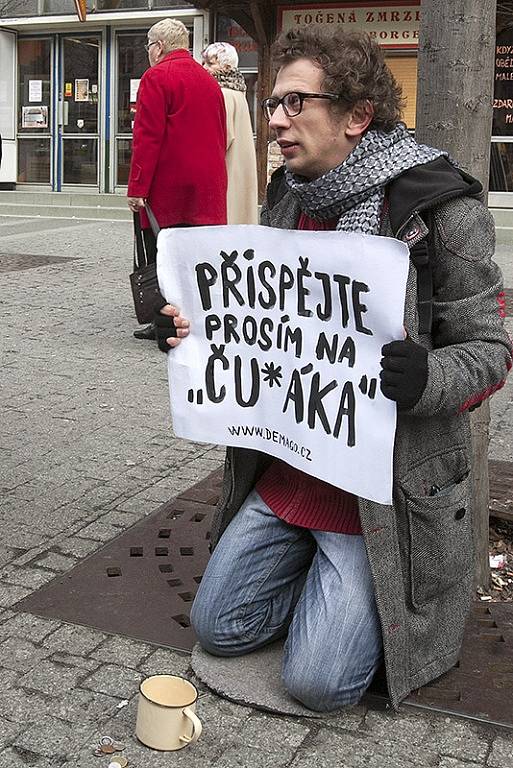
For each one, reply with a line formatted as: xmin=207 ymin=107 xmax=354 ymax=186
xmin=59 ymin=34 xmax=101 ymax=187
xmin=115 ymin=31 xmax=148 ymax=188
xmin=17 ymin=38 xmax=52 ymax=185
xmin=113 ymin=25 xmax=193 ymax=190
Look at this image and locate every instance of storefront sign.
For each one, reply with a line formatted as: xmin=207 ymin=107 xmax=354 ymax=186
xmin=157 ymin=225 xmax=410 ymax=504
xmin=278 ymin=2 xmax=421 ymax=49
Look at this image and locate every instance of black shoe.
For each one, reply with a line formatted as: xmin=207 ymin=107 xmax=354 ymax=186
xmin=133 ymin=323 xmax=156 ymax=340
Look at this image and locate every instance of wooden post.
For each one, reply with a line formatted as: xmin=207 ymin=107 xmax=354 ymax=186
xmin=255 ymin=42 xmax=273 ymax=201
xmin=249 ymin=1 xmax=276 ymax=201
xmin=415 ymin=0 xmax=497 ymax=590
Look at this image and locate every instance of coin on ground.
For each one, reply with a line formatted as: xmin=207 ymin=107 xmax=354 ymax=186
xmin=108 ymin=758 xmax=128 ymax=768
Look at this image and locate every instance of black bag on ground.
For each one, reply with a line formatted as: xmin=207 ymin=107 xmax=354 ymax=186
xmin=129 ymin=204 xmax=161 ymax=324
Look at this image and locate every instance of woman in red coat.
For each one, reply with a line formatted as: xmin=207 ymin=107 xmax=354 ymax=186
xmin=127 ymin=18 xmax=227 ymax=339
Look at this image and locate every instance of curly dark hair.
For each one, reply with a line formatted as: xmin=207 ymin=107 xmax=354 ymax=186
xmin=271 ymin=27 xmax=405 ymax=132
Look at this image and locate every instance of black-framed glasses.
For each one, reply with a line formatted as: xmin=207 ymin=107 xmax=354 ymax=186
xmin=261 ymin=91 xmax=341 ymax=121
xmin=144 ymin=40 xmax=159 ymax=52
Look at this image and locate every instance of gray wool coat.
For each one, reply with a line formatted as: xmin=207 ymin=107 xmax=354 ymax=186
xmin=208 ymin=183 xmax=513 ymax=708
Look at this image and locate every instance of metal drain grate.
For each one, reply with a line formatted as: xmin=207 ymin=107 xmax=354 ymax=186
xmin=14 ymin=470 xmax=223 ymax=651
xmin=0 ymin=252 xmax=76 ymax=273
xmin=365 ymin=602 xmax=513 ymax=727
xmin=13 ymin=464 xmax=513 ymax=727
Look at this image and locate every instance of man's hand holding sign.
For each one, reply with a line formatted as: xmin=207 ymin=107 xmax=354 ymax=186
xmin=157 ymin=224 xmax=410 ymax=504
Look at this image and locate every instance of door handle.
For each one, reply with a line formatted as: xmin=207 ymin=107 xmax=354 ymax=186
xmin=57 ymin=100 xmax=69 ymax=127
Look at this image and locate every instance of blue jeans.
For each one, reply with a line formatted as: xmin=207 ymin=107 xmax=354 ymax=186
xmin=191 ymin=490 xmax=383 ymax=711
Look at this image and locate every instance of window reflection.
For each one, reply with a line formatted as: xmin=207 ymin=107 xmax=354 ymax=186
xmin=117 ymin=138 xmax=132 ymax=185
xmin=18 ymin=138 xmax=51 ymax=183
xmin=63 ymin=139 xmax=97 ymax=184
xmin=2 ymin=0 xmax=38 ymax=16
xmin=62 ymin=37 xmax=99 ymax=134
xmin=117 ymin=33 xmax=147 ymax=134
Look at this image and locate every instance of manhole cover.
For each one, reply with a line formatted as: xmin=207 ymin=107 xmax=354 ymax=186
xmin=0 ymin=253 xmax=76 ymax=273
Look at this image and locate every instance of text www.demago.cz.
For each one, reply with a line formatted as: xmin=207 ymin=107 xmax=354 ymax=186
xmin=227 ymin=425 xmax=312 ymax=461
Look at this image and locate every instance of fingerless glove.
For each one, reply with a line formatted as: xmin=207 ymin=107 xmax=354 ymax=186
xmin=380 ymin=339 xmax=428 ymax=410
xmin=154 ymin=312 xmax=177 ymax=353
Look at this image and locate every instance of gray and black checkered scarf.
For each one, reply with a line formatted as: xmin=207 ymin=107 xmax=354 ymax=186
xmin=285 ymin=123 xmax=447 ymax=234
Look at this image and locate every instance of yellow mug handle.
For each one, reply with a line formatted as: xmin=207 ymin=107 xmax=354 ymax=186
xmin=179 ymin=706 xmax=202 ymax=745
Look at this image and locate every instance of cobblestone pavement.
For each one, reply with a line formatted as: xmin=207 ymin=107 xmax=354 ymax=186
xmin=0 ymin=216 xmax=512 ymax=767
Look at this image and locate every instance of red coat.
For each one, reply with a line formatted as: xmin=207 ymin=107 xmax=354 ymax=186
xmin=128 ymin=49 xmax=227 ymax=229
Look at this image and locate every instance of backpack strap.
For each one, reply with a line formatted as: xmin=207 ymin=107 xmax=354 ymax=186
xmin=266 ymin=165 xmax=288 ymax=210
xmin=408 ymin=219 xmax=434 ymax=335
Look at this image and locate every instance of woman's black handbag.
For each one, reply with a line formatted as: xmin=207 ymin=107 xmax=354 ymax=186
xmin=129 ymin=204 xmax=162 ymax=324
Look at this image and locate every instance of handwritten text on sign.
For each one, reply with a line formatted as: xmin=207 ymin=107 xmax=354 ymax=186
xmin=157 ymin=226 xmax=409 ymax=504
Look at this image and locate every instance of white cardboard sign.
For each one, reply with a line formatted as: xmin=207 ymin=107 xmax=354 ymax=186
xmin=157 ymin=225 xmax=410 ymax=504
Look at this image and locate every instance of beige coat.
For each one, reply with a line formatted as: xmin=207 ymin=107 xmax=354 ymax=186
xmin=222 ymin=88 xmax=258 ymax=225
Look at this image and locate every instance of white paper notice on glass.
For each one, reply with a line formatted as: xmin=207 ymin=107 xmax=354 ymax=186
xmin=21 ymin=105 xmax=48 ymax=128
xmin=75 ymin=78 xmax=89 ymax=102
xmin=130 ymin=79 xmax=141 ymax=103
xmin=28 ymin=80 xmax=42 ymax=103
xmin=157 ymin=225 xmax=410 ymax=504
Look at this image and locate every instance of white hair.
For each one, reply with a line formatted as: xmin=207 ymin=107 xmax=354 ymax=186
xmin=202 ymin=42 xmax=239 ymax=71
xmin=148 ymin=19 xmax=189 ymax=53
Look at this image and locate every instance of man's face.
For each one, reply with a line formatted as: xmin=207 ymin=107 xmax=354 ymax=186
xmin=269 ymin=58 xmax=357 ymax=180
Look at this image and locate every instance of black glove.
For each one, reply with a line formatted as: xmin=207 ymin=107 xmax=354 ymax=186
xmin=380 ymin=339 xmax=428 ymax=410
xmin=154 ymin=310 xmax=177 ymax=353
xmin=153 ymin=293 xmax=167 ymax=314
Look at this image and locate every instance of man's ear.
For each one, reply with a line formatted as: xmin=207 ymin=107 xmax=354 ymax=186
xmin=346 ymin=100 xmax=374 ymax=138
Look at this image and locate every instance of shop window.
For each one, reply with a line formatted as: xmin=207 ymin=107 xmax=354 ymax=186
xmin=493 ymin=25 xmax=513 ymax=137
xmin=93 ymin=0 xmax=149 ymax=11
xmin=117 ymin=138 xmax=132 ymax=185
xmin=215 ymin=15 xmax=258 ymax=132
xmin=62 ymin=37 xmax=99 ymax=135
xmin=115 ymin=27 xmax=193 ymax=186
xmin=385 ymin=55 xmax=417 ymax=129
xmin=63 ymin=139 xmax=97 ymax=184
xmin=490 ymin=142 xmax=513 ymax=192
xmin=17 ymin=39 xmax=51 ymax=135
xmin=150 ymin=0 xmax=195 ymax=7
xmin=215 ymin=15 xmax=258 ymax=70
xmin=18 ymin=138 xmax=50 ymax=183
xmin=117 ymin=32 xmax=148 ymax=134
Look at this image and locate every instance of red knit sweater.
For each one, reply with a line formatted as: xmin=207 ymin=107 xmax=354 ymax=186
xmin=255 ymin=212 xmax=362 ymax=535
